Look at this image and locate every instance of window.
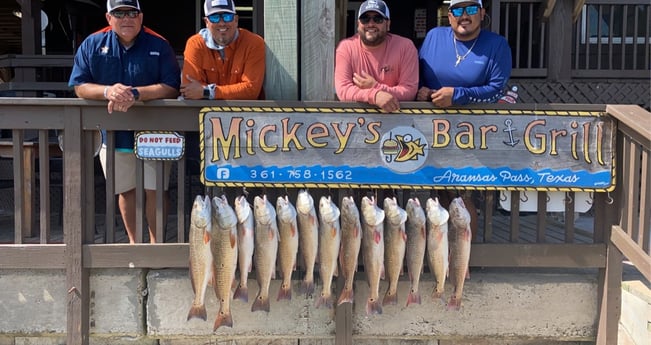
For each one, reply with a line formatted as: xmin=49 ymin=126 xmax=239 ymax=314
xmin=580 ymin=4 xmax=650 ymax=45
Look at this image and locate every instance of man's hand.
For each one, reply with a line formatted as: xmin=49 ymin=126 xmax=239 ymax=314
xmin=180 ymin=75 xmax=205 ymax=100
xmin=353 ymin=71 xmax=377 ymax=89
xmin=374 ymin=90 xmax=400 ymax=113
xmin=430 ymin=87 xmax=455 ymax=108
xmin=104 ymin=83 xmax=135 ymax=113
xmin=107 ymin=99 xmax=136 ymax=114
xmin=416 ymin=86 xmax=433 ymax=101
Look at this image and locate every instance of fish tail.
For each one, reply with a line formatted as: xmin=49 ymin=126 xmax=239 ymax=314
xmin=446 ymin=295 xmax=462 ymax=311
xmin=213 ymin=309 xmax=233 ymax=330
xmin=382 ymin=289 xmax=398 ymax=306
xmin=233 ymin=284 xmax=248 ymax=303
xmin=406 ymin=289 xmax=421 ymax=307
xmin=301 ymin=279 xmax=315 ymax=296
xmin=337 ymin=287 xmax=354 ymax=306
xmin=432 ymin=288 xmax=446 ymax=305
xmin=432 ymin=287 xmax=444 ymax=299
xmin=315 ymin=291 xmax=333 ymax=309
xmin=276 ymin=283 xmax=292 ymax=301
xmin=186 ymin=304 xmax=207 ymax=321
xmin=251 ymin=294 xmax=270 ymax=312
xmin=366 ymin=298 xmax=383 ymax=315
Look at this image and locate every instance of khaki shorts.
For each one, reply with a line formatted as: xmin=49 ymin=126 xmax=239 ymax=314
xmin=99 ymin=146 xmax=172 ymax=195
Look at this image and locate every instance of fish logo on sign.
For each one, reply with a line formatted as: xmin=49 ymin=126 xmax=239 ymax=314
xmin=381 ymin=126 xmax=428 ymax=173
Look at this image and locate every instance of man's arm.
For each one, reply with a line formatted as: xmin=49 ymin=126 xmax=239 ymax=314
xmin=334 ymin=40 xmax=376 ymax=103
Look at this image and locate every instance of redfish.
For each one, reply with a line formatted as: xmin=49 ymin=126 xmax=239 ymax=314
xmin=296 ymin=189 xmax=319 ymax=296
xmin=426 ymin=197 xmax=450 ymax=302
xmin=382 ymin=196 xmax=407 ymax=306
xmin=210 ymin=195 xmax=238 ymax=330
xmin=187 ymin=195 xmax=213 ymax=321
xmin=233 ymin=195 xmax=254 ymax=303
xmin=337 ymin=196 xmax=362 ymax=306
xmin=360 ymin=195 xmax=385 ymax=315
xmin=447 ymin=197 xmax=472 ymax=311
xmin=276 ymin=195 xmax=299 ymax=301
xmin=405 ymin=197 xmax=426 ymax=307
xmin=252 ymin=195 xmax=279 ymax=313
xmin=315 ymin=195 xmax=341 ymax=309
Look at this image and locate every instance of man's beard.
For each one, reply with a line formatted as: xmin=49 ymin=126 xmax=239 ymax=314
xmin=360 ymin=31 xmax=386 ymax=47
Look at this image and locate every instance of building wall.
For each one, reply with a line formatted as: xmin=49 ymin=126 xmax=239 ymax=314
xmin=0 ymin=268 xmax=598 ymax=343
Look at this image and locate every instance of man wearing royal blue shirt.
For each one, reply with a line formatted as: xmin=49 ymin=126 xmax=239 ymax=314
xmin=417 ymin=0 xmax=512 ymax=107
xmin=417 ymin=0 xmax=512 ymax=239
xmin=69 ymin=0 xmax=180 ymax=244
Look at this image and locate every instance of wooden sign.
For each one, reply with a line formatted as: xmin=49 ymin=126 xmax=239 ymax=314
xmin=199 ymin=106 xmax=615 ymax=191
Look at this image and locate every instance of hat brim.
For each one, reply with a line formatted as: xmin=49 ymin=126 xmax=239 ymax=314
xmin=206 ymin=8 xmax=236 ymax=16
xmin=358 ymin=9 xmax=388 ymax=19
xmin=449 ymin=1 xmax=482 ymax=9
xmin=109 ymin=5 xmax=140 ymax=11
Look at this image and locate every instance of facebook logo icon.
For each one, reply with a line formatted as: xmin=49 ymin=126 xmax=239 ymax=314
xmin=216 ymin=168 xmax=230 ymax=179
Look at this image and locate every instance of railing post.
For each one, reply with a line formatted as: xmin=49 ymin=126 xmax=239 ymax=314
xmin=596 ymin=239 xmax=623 ymax=345
xmin=63 ymin=105 xmax=89 ymax=345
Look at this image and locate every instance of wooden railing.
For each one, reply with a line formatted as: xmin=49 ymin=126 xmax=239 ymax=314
xmin=595 ymin=104 xmax=651 ymax=345
xmin=0 ymin=99 xmax=647 ymax=345
xmin=495 ymin=0 xmax=651 ymax=79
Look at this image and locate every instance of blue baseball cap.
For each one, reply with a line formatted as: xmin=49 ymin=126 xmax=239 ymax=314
xmin=358 ymin=0 xmax=390 ymax=19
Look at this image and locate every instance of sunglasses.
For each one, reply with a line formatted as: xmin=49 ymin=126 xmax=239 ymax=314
xmin=450 ymin=5 xmax=480 ymax=17
xmin=207 ymin=13 xmax=235 ymax=23
xmin=110 ymin=10 xmax=140 ymax=19
xmin=359 ymin=15 xmax=386 ymax=24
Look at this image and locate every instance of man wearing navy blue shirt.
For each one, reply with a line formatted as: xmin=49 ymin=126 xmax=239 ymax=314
xmin=69 ymin=0 xmax=180 ymax=244
xmin=417 ymin=0 xmax=511 ymax=107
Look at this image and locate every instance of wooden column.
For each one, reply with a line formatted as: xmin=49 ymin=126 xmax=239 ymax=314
xmin=301 ymin=0 xmax=336 ymax=101
xmin=547 ymin=0 xmax=573 ymax=81
xmin=18 ymin=0 xmax=41 ymax=97
xmin=264 ymin=0 xmax=299 ymax=100
xmin=20 ymin=0 xmax=41 ymax=54
xmin=64 ymin=105 xmax=90 ymax=345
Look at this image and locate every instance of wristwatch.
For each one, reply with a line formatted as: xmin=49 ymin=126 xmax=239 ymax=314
xmin=203 ymin=87 xmax=210 ymax=99
xmin=131 ymin=88 xmax=140 ymax=101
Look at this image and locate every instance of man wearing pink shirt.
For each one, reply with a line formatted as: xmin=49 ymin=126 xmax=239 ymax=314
xmin=335 ymin=0 xmax=418 ymax=112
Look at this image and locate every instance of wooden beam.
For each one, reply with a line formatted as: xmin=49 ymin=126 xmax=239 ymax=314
xmin=0 ymin=245 xmax=65 ymax=269
xmin=572 ymin=0 xmax=586 ymax=23
xmin=264 ymin=0 xmax=299 ymax=100
xmin=301 ymin=0 xmax=336 ymax=101
xmin=611 ymin=225 xmax=651 ymax=282
xmin=63 ymin=105 xmax=89 ymax=345
xmin=595 ymin=241 xmax=623 ymax=345
xmin=547 ymin=0 xmax=573 ymax=81
xmin=470 ymin=243 xmax=606 ymax=268
xmin=83 ymin=244 xmax=189 ymax=268
xmin=542 ymin=0 xmax=557 ymax=20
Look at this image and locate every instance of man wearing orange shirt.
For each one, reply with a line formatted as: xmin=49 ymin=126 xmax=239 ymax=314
xmin=181 ymin=0 xmax=265 ymax=100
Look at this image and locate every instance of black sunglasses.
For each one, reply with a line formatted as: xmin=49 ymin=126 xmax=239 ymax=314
xmin=110 ymin=10 xmax=140 ymax=19
xmin=359 ymin=15 xmax=386 ymax=24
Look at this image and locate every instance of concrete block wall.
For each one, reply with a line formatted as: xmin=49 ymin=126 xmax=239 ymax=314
xmin=0 ymin=268 xmax=598 ymax=344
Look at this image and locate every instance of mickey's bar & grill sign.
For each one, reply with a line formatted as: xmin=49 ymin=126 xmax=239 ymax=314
xmin=199 ymin=106 xmax=615 ymax=191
